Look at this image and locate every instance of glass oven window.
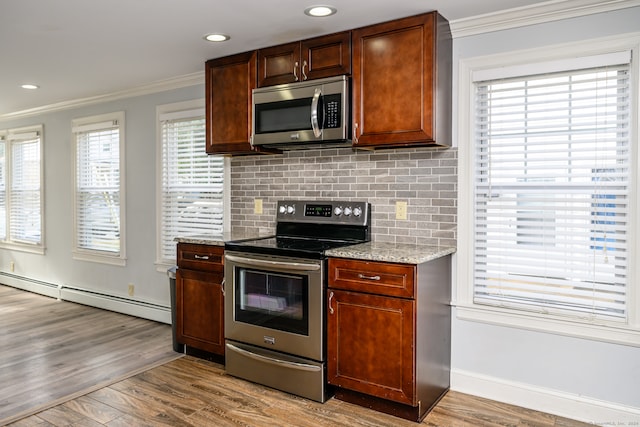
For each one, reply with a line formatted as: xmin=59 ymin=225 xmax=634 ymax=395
xmin=235 ymin=267 xmax=309 ymax=335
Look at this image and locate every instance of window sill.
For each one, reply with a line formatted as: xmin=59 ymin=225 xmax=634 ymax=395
xmin=454 ymin=303 xmax=640 ymax=347
xmin=0 ymin=241 xmax=45 ymax=255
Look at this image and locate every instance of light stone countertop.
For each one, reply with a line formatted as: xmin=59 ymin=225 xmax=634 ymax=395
xmin=174 ymin=230 xmax=273 ymax=247
xmin=325 ymin=241 xmax=456 ymax=264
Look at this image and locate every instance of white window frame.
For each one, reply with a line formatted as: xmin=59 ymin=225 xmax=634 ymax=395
xmin=71 ymin=112 xmax=126 ymax=266
xmin=0 ymin=125 xmax=45 ymax=254
xmin=456 ymin=33 xmax=640 ymax=346
xmin=155 ymin=99 xmax=230 ymax=269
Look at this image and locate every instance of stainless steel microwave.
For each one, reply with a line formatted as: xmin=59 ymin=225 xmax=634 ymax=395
xmin=251 ymin=75 xmax=350 ymax=150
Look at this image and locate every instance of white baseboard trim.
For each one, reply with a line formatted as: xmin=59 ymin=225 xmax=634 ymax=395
xmin=0 ymin=273 xmax=171 ymax=324
xmin=60 ymin=286 xmax=171 ymax=324
xmin=0 ymin=272 xmax=59 ymax=299
xmin=451 ymin=368 xmax=640 ymax=425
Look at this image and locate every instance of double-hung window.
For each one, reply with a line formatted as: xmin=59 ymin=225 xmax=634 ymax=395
xmin=156 ymin=100 xmax=226 ymax=266
xmin=72 ymin=112 xmax=125 ymax=265
xmin=0 ymin=125 xmax=44 ymax=253
xmin=457 ymin=36 xmax=639 ymax=345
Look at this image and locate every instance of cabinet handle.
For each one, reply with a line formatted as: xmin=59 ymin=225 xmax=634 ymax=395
xmin=294 ymin=61 xmax=299 ymax=81
xmin=221 ymin=278 xmax=225 ymax=297
xmin=329 ymin=291 xmax=335 ymax=314
xmin=358 ymin=274 xmax=381 ymax=281
xmin=353 ymin=122 xmax=359 ymax=144
xmin=194 ymin=254 xmax=210 ymax=260
xmin=302 ymin=60 xmax=308 ymax=80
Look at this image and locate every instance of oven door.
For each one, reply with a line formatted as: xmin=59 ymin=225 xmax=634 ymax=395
xmin=224 ymin=251 xmax=324 ymax=361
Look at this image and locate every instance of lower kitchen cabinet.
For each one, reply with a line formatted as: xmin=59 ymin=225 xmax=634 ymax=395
xmin=327 ymin=255 xmax=451 ymax=422
xmin=176 ymin=243 xmax=225 ymax=357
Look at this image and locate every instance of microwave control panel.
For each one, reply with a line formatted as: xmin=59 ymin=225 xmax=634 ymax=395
xmin=323 ymin=94 xmax=341 ymax=129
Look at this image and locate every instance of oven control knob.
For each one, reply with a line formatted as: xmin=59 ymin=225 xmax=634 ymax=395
xmin=287 ymin=205 xmax=295 ymax=214
xmin=343 ymin=207 xmax=352 ymax=216
xmin=333 ymin=206 xmax=343 ymax=216
xmin=353 ymin=207 xmax=362 ymax=217
xmin=279 ymin=205 xmax=286 ymax=214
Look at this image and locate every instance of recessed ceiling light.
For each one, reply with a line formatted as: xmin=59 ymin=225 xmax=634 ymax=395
xmin=21 ymin=84 xmax=39 ymax=90
xmin=204 ymin=33 xmax=230 ymax=42
xmin=304 ymin=6 xmax=337 ymax=17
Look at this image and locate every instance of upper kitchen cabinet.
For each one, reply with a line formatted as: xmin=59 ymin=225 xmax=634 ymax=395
xmin=257 ymin=31 xmax=351 ymax=87
xmin=206 ymin=51 xmax=273 ymax=155
xmin=351 ymin=12 xmax=452 ymax=149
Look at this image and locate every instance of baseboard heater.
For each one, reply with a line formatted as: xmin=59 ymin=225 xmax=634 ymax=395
xmin=0 ymin=272 xmax=170 ymax=324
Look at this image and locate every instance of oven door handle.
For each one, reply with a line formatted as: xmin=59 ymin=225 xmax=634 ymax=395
xmin=226 ymin=343 xmax=322 ymax=372
xmin=225 ymin=254 xmax=321 ymax=272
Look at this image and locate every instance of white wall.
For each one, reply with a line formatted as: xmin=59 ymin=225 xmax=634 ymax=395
xmin=0 ymin=84 xmax=204 ymax=319
xmin=451 ymin=5 xmax=640 ymax=424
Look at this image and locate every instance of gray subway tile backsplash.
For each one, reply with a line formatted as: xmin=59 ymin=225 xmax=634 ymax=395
xmin=230 ymin=146 xmax=457 ymax=247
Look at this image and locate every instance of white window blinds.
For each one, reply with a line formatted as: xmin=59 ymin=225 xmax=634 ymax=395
xmin=10 ymin=135 xmax=42 ymax=245
xmin=0 ymin=137 xmax=6 ymax=241
xmin=0 ymin=127 xmax=45 ymax=251
xmin=73 ymin=116 xmax=123 ymax=256
xmin=159 ymin=109 xmax=224 ymax=262
xmin=473 ymin=60 xmax=630 ymax=321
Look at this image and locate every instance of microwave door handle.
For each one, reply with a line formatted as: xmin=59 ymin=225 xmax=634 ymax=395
xmin=311 ymin=88 xmax=322 ymax=138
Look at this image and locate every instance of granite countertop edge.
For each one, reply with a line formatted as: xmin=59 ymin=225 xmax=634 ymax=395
xmin=174 ymin=230 xmax=273 ymax=247
xmin=325 ymin=242 xmax=456 ymax=264
xmin=175 ymin=234 xmax=456 ymax=264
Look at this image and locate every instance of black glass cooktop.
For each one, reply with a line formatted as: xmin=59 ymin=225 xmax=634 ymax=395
xmin=224 ymin=236 xmax=360 ymax=259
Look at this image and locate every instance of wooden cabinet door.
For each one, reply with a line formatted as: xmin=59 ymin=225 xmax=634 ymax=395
xmin=206 ymin=51 xmax=259 ymax=155
xmin=327 ymin=289 xmax=416 ymax=405
xmin=302 ymin=31 xmax=351 ymax=81
xmin=258 ymin=32 xmax=351 ymax=87
xmin=258 ymin=42 xmax=300 ymax=87
xmin=352 ymin=12 xmax=446 ymax=148
xmin=175 ymin=268 xmax=225 ymax=355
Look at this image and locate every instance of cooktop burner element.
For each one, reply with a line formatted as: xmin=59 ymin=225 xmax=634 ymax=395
xmin=225 ymin=200 xmax=371 ymax=258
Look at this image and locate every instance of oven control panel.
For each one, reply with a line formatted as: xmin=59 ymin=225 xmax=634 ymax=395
xmin=277 ymin=200 xmax=369 ymax=225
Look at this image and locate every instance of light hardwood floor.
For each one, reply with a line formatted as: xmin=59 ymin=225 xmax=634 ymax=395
xmin=8 ymin=356 xmax=592 ymax=427
xmin=0 ymin=284 xmax=179 ymax=425
xmin=1 ymin=285 xmax=592 ymax=426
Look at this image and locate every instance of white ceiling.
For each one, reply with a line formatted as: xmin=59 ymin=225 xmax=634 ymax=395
xmin=0 ymin=0 xmax=552 ymax=117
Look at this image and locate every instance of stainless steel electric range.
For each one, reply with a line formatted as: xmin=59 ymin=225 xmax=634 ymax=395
xmin=224 ymin=200 xmax=371 ymax=402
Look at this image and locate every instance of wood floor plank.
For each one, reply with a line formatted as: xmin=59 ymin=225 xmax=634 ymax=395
xmin=60 ymin=396 xmax=124 ymax=425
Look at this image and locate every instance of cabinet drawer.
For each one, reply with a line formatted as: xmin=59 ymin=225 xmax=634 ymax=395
xmin=328 ymin=258 xmax=415 ymax=298
xmin=177 ymin=243 xmax=224 ymax=272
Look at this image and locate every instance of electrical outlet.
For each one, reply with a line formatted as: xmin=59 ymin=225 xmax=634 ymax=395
xmin=128 ymin=284 xmax=135 ymax=297
xmin=254 ymin=199 xmax=263 ymax=214
xmin=395 ymin=201 xmax=408 ymax=220
xmin=10 ymin=261 xmax=14 ymax=272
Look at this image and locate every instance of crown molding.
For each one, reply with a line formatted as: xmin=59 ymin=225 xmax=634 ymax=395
xmin=0 ymin=71 xmax=204 ymax=122
xmin=450 ymin=0 xmax=640 ymax=38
